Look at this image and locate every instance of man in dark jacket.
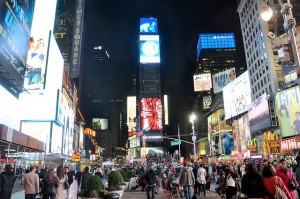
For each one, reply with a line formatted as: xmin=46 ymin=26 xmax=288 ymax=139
xmin=65 ymin=166 xmax=73 ymax=199
xmin=0 ymin=164 xmax=17 ymax=199
xmin=193 ymin=162 xmax=200 ymax=196
xmin=145 ymin=166 xmax=157 ymax=199
xmin=81 ymin=166 xmax=91 ymax=190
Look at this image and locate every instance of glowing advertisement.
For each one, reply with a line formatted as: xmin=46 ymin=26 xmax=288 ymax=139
xmin=235 ymin=115 xmax=251 ymax=151
xmin=212 ymin=68 xmax=236 ymax=93
xmin=276 ymin=86 xmax=300 ymax=138
xmin=92 ymin=118 xmax=108 ymax=130
xmin=51 ymin=124 xmax=63 ymax=153
xmin=220 ymin=131 xmax=234 ymax=155
xmin=63 ymin=108 xmax=74 ymax=156
xmin=0 ymin=0 xmax=35 ymax=96
xmin=248 ymin=93 xmax=271 ymax=134
xmin=209 ymin=109 xmax=231 ymax=135
xmin=193 ymin=74 xmax=212 ymax=92
xmin=140 ymin=18 xmax=157 ymax=33
xmin=140 ymin=147 xmax=163 ymax=157
xmin=203 ymin=95 xmax=212 ymax=109
xmin=141 ymin=98 xmax=163 ymax=131
xmin=127 ymin=96 xmax=136 ymax=132
xmin=164 ymin=95 xmax=169 ymax=125
xmin=223 ymin=71 xmax=251 ymax=119
xmin=140 ymin=35 xmax=160 ymax=63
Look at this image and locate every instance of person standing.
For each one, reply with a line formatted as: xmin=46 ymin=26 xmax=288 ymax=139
xmin=24 ymin=166 xmax=40 ymax=199
xmin=224 ymin=165 xmax=238 ymax=199
xmin=276 ymin=159 xmax=298 ymax=199
xmin=144 ymin=166 xmax=157 ymax=199
xmin=179 ymin=163 xmax=195 ymax=199
xmin=81 ymin=166 xmax=91 ymax=190
xmin=40 ymin=169 xmax=59 ymax=199
xmin=55 ymin=166 xmax=67 ymax=199
xmin=197 ymin=164 xmax=206 ymax=197
xmin=64 ymin=167 xmax=73 ymax=199
xmin=192 ymin=162 xmax=200 ymax=196
xmin=0 ymin=164 xmax=17 ymax=199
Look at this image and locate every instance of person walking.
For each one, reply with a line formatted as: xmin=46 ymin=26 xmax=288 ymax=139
xmin=24 ymin=166 xmax=40 ymax=199
xmin=0 ymin=164 xmax=17 ymax=199
xmin=179 ymin=163 xmax=195 ymax=199
xmin=144 ymin=166 xmax=157 ymax=199
xmin=262 ymin=164 xmax=293 ymax=199
xmin=64 ymin=167 xmax=73 ymax=199
xmin=192 ymin=162 xmax=200 ymax=196
xmin=224 ymin=165 xmax=238 ymax=199
xmin=197 ymin=164 xmax=206 ymax=197
xmin=40 ymin=168 xmax=59 ymax=199
xmin=276 ymin=159 xmax=298 ymax=199
xmin=55 ymin=166 xmax=67 ymax=199
xmin=81 ymin=166 xmax=91 ymax=190
xmin=240 ymin=163 xmax=264 ymax=198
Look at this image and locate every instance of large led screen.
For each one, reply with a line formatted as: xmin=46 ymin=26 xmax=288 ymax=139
xmin=164 ymin=95 xmax=169 ymax=125
xmin=248 ymin=93 xmax=271 ymax=134
xmin=140 ymin=35 xmax=160 ymax=63
xmin=127 ymin=96 xmax=136 ymax=132
xmin=223 ymin=71 xmax=251 ymax=119
xmin=220 ymin=131 xmax=234 ymax=154
xmin=0 ymin=0 xmax=35 ymax=96
xmin=236 ymin=115 xmax=251 ymax=151
xmin=140 ymin=18 xmax=157 ymax=33
xmin=62 ymin=108 xmax=74 ymax=156
xmin=51 ymin=124 xmax=63 ymax=153
xmin=92 ymin=118 xmax=108 ymax=130
xmin=276 ymin=86 xmax=300 ymax=138
xmin=141 ymin=98 xmax=163 ymax=131
xmin=193 ymin=74 xmax=212 ymax=92
xmin=209 ymin=109 xmax=231 ymax=135
xmin=212 ymin=68 xmax=236 ymax=93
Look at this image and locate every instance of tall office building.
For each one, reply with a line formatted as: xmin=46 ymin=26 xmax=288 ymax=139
xmin=237 ymin=0 xmax=300 ymax=100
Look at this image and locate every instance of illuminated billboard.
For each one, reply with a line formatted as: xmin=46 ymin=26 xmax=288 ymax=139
xmin=140 ymin=35 xmax=160 ymax=63
xmin=164 ymin=95 xmax=169 ymax=125
xmin=203 ymin=95 xmax=212 ymax=110
xmin=193 ymin=74 xmax=212 ymax=92
xmin=197 ymin=33 xmax=236 ymax=58
xmin=92 ymin=118 xmax=108 ymax=130
xmin=0 ymin=0 xmax=35 ymax=96
xmin=220 ymin=131 xmax=234 ymax=154
xmin=208 ymin=109 xmax=231 ymax=135
xmin=141 ymin=98 xmax=163 ymax=131
xmin=140 ymin=18 xmax=157 ymax=33
xmin=127 ymin=96 xmax=136 ymax=132
xmin=276 ymin=86 xmax=300 ymax=138
xmin=223 ymin=71 xmax=251 ymax=119
xmin=212 ymin=68 xmax=236 ymax=93
xmin=248 ymin=93 xmax=271 ymax=134
xmin=236 ymin=115 xmax=251 ymax=151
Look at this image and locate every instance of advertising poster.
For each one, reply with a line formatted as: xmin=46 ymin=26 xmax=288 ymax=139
xmin=263 ymin=132 xmax=280 ymax=155
xmin=92 ymin=118 xmax=108 ymax=130
xmin=203 ymin=95 xmax=212 ymax=110
xmin=164 ymin=95 xmax=169 ymax=125
xmin=51 ymin=124 xmax=63 ymax=153
xmin=212 ymin=68 xmax=236 ymax=93
xmin=209 ymin=109 xmax=231 ymax=134
xmin=237 ymin=115 xmax=251 ymax=151
xmin=140 ymin=18 xmax=157 ymax=33
xmin=141 ymin=98 xmax=163 ymax=131
xmin=248 ymin=93 xmax=271 ymax=134
xmin=223 ymin=71 xmax=251 ymax=119
xmin=140 ymin=147 xmax=163 ymax=157
xmin=127 ymin=96 xmax=136 ymax=132
xmin=220 ymin=131 xmax=234 ymax=154
xmin=193 ymin=74 xmax=212 ymax=92
xmin=140 ymin=35 xmax=160 ymax=63
xmin=296 ymin=25 xmax=300 ymax=60
xmin=0 ymin=0 xmax=35 ymax=96
xmin=276 ymin=86 xmax=300 ymax=138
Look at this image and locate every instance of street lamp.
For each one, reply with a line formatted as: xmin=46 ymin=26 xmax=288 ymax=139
xmin=260 ymin=0 xmax=299 ymax=68
xmin=189 ymin=112 xmax=197 ymax=162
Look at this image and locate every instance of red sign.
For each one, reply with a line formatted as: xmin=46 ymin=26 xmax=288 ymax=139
xmin=280 ymin=138 xmax=300 ymax=151
xmin=268 ymin=140 xmax=280 ymax=147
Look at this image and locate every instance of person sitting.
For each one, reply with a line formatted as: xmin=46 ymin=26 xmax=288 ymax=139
xmin=130 ymin=175 xmax=138 ymax=190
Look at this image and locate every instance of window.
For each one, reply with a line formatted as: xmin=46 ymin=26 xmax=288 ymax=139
xmin=276 ymin=70 xmax=283 ymax=78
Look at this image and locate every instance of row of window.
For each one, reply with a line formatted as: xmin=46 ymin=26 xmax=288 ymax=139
xmin=240 ymin=1 xmax=258 ymax=23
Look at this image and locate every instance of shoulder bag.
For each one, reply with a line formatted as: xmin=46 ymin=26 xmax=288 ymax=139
xmin=64 ymin=174 xmax=70 ymax=190
xmin=274 ymin=176 xmax=288 ymax=199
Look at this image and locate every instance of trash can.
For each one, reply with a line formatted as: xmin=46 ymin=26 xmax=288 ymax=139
xmin=103 ymin=192 xmax=120 ymax=199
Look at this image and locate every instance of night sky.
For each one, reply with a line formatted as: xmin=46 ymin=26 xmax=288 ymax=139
xmin=81 ymin=0 xmax=246 ymax=134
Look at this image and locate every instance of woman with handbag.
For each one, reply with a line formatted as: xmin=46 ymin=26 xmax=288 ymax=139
xmin=276 ymin=159 xmax=298 ymax=199
xmin=55 ymin=166 xmax=67 ymax=199
xmin=262 ymin=165 xmax=293 ymax=199
xmin=41 ymin=169 xmax=59 ymax=199
xmin=241 ymin=163 xmax=264 ymax=198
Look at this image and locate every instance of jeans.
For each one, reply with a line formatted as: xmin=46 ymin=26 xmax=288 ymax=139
xmin=200 ymin=183 xmax=206 ymax=196
xmin=42 ymin=193 xmax=56 ymax=199
xmin=25 ymin=194 xmax=36 ymax=199
xmin=183 ymin=185 xmax=191 ymax=199
xmin=146 ymin=185 xmax=156 ymax=199
xmin=194 ymin=181 xmax=201 ymax=195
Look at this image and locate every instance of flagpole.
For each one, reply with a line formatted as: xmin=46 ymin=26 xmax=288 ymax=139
xmin=178 ymin=124 xmax=181 ymax=163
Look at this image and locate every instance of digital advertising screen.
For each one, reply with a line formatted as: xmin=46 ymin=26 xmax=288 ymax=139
xmin=51 ymin=124 xmax=63 ymax=153
xmin=212 ymin=68 xmax=236 ymax=93
xmin=276 ymin=86 xmax=300 ymax=138
xmin=223 ymin=71 xmax=251 ymax=120
xmin=92 ymin=118 xmax=108 ymax=130
xmin=141 ymin=98 xmax=163 ymax=131
xmin=140 ymin=35 xmax=160 ymax=63
xmin=127 ymin=96 xmax=136 ymax=132
xmin=164 ymin=95 xmax=169 ymax=125
xmin=236 ymin=115 xmax=251 ymax=151
xmin=203 ymin=95 xmax=212 ymax=110
xmin=63 ymin=108 xmax=74 ymax=156
xmin=0 ymin=0 xmax=35 ymax=96
xmin=248 ymin=93 xmax=271 ymax=134
xmin=140 ymin=18 xmax=158 ymax=33
xmin=220 ymin=131 xmax=234 ymax=154
xmin=193 ymin=74 xmax=212 ymax=92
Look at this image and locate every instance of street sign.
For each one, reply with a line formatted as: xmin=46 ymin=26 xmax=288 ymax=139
xmin=171 ymin=141 xmax=181 ymax=146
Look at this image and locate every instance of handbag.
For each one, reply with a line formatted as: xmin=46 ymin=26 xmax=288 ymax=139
xmin=288 ymin=178 xmax=297 ymax=190
xmin=64 ymin=175 xmax=70 ymax=190
xmin=274 ymin=177 xmax=288 ymax=199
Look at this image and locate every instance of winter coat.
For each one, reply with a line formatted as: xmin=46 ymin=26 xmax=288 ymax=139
xmin=145 ymin=169 xmax=156 ymax=185
xmin=263 ymin=176 xmax=293 ymax=199
xmin=65 ymin=171 xmax=73 ymax=186
xmin=24 ymin=171 xmax=39 ymax=194
xmin=276 ymin=168 xmax=298 ymax=199
xmin=179 ymin=167 xmax=195 ymax=186
xmin=241 ymin=172 xmax=264 ymax=198
xmin=41 ymin=177 xmax=59 ymax=195
xmin=0 ymin=171 xmax=17 ymax=199
xmin=197 ymin=167 xmax=206 ymax=184
xmin=55 ymin=176 xmax=67 ymax=199
xmin=81 ymin=171 xmax=92 ymax=189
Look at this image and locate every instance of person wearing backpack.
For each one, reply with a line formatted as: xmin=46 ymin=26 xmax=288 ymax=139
xmin=145 ymin=166 xmax=157 ymax=199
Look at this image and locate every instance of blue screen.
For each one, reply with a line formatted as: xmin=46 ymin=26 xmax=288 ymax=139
xmin=197 ymin=33 xmax=236 ymax=58
xmin=140 ymin=18 xmax=158 ymax=33
xmin=140 ymin=35 xmax=160 ymax=63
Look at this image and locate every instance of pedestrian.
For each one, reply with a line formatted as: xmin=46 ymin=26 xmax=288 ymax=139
xmin=64 ymin=166 xmax=73 ymax=199
xmin=40 ymin=168 xmax=59 ymax=199
xmin=197 ymin=163 xmax=206 ymax=197
xmin=24 ymin=165 xmax=40 ymax=199
xmin=240 ymin=163 xmax=264 ymax=198
xmin=262 ymin=164 xmax=293 ymax=199
xmin=276 ymin=159 xmax=298 ymax=199
xmin=179 ymin=162 xmax=195 ymax=199
xmin=55 ymin=166 xmax=67 ymax=199
xmin=81 ymin=166 xmax=91 ymax=190
xmin=145 ymin=166 xmax=157 ymax=199
xmin=75 ymin=167 xmax=81 ymax=187
xmin=0 ymin=164 xmax=17 ymax=199
xmin=192 ymin=162 xmax=200 ymax=196
xmin=224 ymin=165 xmax=238 ymax=199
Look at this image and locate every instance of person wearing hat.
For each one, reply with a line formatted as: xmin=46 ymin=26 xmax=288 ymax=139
xmin=0 ymin=164 xmax=17 ymax=199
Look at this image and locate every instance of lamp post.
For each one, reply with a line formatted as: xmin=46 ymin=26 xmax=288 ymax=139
xmin=261 ymin=0 xmax=299 ymax=68
xmin=189 ymin=112 xmax=197 ymax=162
